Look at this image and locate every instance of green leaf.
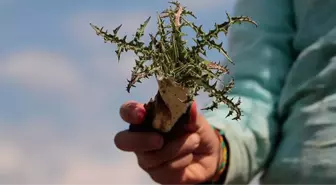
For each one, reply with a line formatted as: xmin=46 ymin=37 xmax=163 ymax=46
xmin=89 ymin=1 xmax=256 ymax=121
xmin=135 ymin=17 xmax=151 ymax=40
xmin=113 ymin=24 xmax=122 ymax=35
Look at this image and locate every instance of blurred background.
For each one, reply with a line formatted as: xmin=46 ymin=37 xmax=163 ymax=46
xmin=0 ymin=0 xmax=253 ymax=184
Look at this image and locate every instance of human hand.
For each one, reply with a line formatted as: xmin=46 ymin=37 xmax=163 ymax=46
xmin=114 ymin=100 xmax=223 ymax=184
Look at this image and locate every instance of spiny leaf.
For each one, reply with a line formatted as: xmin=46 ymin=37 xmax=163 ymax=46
xmin=113 ymin=24 xmax=122 ymax=34
xmin=135 ymin=17 xmax=151 ymax=40
xmin=90 ymin=1 xmax=257 ymax=120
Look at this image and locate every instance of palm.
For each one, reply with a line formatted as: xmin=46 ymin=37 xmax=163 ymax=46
xmin=183 ymin=121 xmax=220 ymax=183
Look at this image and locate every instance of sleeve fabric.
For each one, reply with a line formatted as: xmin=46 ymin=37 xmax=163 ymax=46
xmin=203 ymin=0 xmax=296 ymax=184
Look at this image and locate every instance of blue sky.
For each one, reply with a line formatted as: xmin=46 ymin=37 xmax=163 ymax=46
xmin=0 ymin=0 xmax=239 ymax=183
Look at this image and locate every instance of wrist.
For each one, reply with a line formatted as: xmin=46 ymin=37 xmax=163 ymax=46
xmin=208 ymin=126 xmax=229 ymax=184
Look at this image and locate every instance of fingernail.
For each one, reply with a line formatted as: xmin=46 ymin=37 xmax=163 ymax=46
xmin=136 ymin=107 xmax=146 ymax=122
xmin=120 ymin=101 xmax=137 ymax=121
xmin=131 ymin=107 xmax=145 ymax=124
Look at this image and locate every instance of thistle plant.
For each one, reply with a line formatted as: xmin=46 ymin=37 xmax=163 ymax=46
xmin=90 ymin=1 xmax=257 ymax=132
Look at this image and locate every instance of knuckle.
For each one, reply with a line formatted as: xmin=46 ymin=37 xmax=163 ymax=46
xmin=166 ymin=134 xmax=199 ymax=156
xmin=137 ymin=152 xmax=161 ymax=170
xmin=165 ymin=162 xmax=178 ymax=171
xmin=168 ymin=154 xmax=193 ymax=169
xmin=145 ymin=134 xmax=163 ymax=150
xmin=137 ymin=158 xmax=149 ymax=170
xmin=113 ymin=132 xmax=125 ymax=149
xmin=148 ymin=167 xmax=185 ymax=184
xmin=150 ymin=173 xmax=171 ymax=184
xmin=188 ymin=133 xmax=200 ymax=145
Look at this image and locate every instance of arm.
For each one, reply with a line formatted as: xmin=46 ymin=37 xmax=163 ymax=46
xmin=203 ymin=0 xmax=296 ymax=183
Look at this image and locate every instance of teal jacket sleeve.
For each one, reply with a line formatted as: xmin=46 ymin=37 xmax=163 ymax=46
xmin=203 ymin=0 xmax=296 ymax=183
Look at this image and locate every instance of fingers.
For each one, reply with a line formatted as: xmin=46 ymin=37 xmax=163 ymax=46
xmin=137 ymin=133 xmax=200 ymax=170
xmin=148 ymin=161 xmax=201 ymax=185
xmin=148 ymin=165 xmax=187 ymax=184
xmin=167 ymin=153 xmax=194 ymax=169
xmin=116 ymin=99 xmax=217 ymax=185
xmin=148 ymin=155 xmax=211 ymax=185
xmin=114 ymin=130 xmax=164 ymax=152
xmin=119 ymin=101 xmax=146 ymax=124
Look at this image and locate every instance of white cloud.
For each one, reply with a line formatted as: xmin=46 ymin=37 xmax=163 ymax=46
xmin=0 ymin=51 xmax=106 ymax=117
xmin=0 ymin=142 xmax=23 ymax=175
xmin=0 ymin=118 xmax=154 ymax=184
xmin=62 ymin=154 xmax=151 ymax=184
xmin=0 ymin=50 xmax=136 ymax=119
xmin=0 ymin=51 xmax=84 ymax=95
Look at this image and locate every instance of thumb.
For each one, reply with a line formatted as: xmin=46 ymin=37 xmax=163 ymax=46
xmin=119 ymin=101 xmax=146 ymax=124
xmin=185 ymin=101 xmax=201 ymax=132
